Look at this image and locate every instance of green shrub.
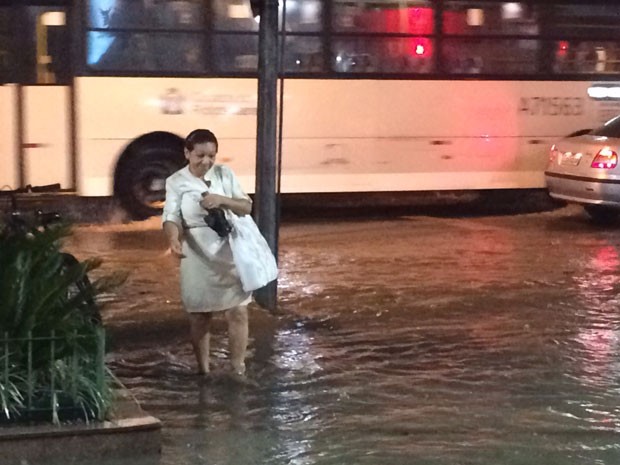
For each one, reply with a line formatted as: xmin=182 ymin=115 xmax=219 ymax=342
xmin=0 ymin=221 xmax=125 ymax=424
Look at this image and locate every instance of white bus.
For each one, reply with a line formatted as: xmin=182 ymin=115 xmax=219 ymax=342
xmin=2 ymin=0 xmax=620 ymax=219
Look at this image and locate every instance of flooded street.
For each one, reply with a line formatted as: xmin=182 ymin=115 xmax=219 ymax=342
xmin=65 ymin=205 xmax=620 ymax=465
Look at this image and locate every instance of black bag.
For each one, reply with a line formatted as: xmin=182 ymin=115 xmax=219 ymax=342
xmin=204 ymin=207 xmax=233 ymax=237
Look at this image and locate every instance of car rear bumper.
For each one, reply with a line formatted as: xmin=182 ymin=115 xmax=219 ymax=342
xmin=544 ymin=172 xmax=620 ymax=207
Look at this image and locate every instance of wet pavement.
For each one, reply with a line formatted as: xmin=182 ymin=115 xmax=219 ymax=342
xmin=62 ymin=204 xmax=620 ymax=465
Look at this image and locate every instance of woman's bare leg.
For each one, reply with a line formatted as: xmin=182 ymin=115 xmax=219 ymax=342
xmin=225 ymin=306 xmax=248 ymax=375
xmin=189 ymin=313 xmax=213 ymax=374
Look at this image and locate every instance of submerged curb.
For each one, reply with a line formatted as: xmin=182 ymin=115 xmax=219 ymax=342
xmin=0 ymin=415 xmax=161 ymax=465
xmin=0 ymin=394 xmax=161 ymax=465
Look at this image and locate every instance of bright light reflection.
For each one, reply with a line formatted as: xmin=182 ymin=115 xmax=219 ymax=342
xmin=502 ymin=3 xmax=523 ymax=20
xmin=575 ymin=326 xmax=620 ymax=389
xmin=87 ymin=0 xmax=116 ymax=65
xmin=592 ymin=246 xmax=620 ymax=272
xmin=228 ymin=3 xmax=251 ymax=18
xmin=573 ymin=246 xmax=620 ymax=299
xmin=300 ymin=0 xmax=320 ymax=23
xmin=588 ymin=86 xmax=620 ymax=99
xmin=42 ymin=11 xmax=66 ymax=26
xmin=275 ymin=328 xmax=322 ymax=373
xmin=145 ymin=98 xmax=160 ymax=108
xmin=285 ymin=0 xmax=298 ymax=11
xmin=466 ymin=8 xmax=484 ymax=26
xmin=226 ymin=104 xmax=241 ymax=115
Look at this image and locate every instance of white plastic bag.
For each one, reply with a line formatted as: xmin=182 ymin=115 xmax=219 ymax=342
xmin=227 ymin=213 xmax=278 ymax=292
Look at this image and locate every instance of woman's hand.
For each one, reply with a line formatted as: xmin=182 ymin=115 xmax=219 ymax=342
xmin=200 ymin=193 xmax=252 ymax=216
xmin=200 ymin=193 xmax=225 ymax=209
xmin=163 ymin=221 xmax=184 ymax=258
xmin=169 ymin=238 xmax=184 ymax=258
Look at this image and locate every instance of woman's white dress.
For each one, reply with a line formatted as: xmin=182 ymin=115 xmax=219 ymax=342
xmin=162 ymin=164 xmax=252 ymax=312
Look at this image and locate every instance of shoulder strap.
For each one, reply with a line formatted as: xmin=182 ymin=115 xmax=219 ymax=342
xmin=216 ymin=165 xmax=231 ymax=197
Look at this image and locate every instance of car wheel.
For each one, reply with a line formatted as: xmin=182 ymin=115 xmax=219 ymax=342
xmin=584 ymin=205 xmax=620 ymax=224
xmin=114 ymin=138 xmax=185 ymax=220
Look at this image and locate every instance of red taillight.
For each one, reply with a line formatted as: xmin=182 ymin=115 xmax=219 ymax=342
xmin=549 ymin=144 xmax=559 ymax=163
xmin=591 ymin=148 xmax=618 ymax=169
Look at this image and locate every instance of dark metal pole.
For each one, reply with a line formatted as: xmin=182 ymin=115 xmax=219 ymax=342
xmin=253 ymin=0 xmax=279 ymax=311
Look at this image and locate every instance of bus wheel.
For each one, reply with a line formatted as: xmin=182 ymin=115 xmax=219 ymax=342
xmin=114 ymin=136 xmax=184 ymax=220
xmin=584 ymin=205 xmax=619 ymax=224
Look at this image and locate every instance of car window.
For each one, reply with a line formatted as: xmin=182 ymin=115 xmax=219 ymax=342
xmin=591 ymin=115 xmax=620 ymax=137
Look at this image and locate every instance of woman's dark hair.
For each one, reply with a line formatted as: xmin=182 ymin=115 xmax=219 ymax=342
xmin=185 ymin=129 xmax=218 ymax=152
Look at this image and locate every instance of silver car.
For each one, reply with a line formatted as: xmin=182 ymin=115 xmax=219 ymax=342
xmin=545 ymin=116 xmax=620 ymax=222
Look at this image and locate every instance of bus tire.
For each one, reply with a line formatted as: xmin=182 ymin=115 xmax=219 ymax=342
xmin=114 ymin=133 xmax=185 ymax=220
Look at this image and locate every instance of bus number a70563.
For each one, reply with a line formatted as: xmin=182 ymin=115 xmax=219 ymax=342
xmin=519 ymin=97 xmax=584 ymax=116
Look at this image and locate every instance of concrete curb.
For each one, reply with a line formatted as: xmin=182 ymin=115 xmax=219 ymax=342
xmin=0 ymin=393 xmax=161 ymax=465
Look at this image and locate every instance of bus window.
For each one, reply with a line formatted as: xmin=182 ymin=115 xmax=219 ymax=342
xmin=213 ymin=33 xmax=258 ymax=72
xmin=15 ymin=7 xmax=71 ymax=85
xmin=283 ymin=36 xmax=323 ymax=72
xmin=548 ymin=4 xmax=620 ymax=74
xmin=91 ymin=31 xmax=205 ymax=72
xmin=332 ymin=37 xmax=433 ymax=74
xmin=213 ymin=0 xmax=258 ymax=32
xmin=441 ymin=38 xmax=539 ymax=75
xmin=330 ymin=1 xmax=434 ymax=75
xmin=280 ymin=0 xmax=323 ymax=73
xmin=553 ymin=41 xmax=620 ymax=75
xmin=332 ymin=0 xmax=433 ymax=34
xmin=41 ymin=11 xmax=70 ymax=84
xmin=550 ymin=4 xmax=620 ymax=39
xmin=92 ymin=32 xmax=151 ymax=70
xmin=441 ymin=1 xmax=541 ymax=75
xmin=88 ymin=0 xmax=204 ymax=30
xmin=213 ymin=0 xmax=322 ymax=32
xmin=442 ymin=1 xmax=540 ymax=36
xmin=87 ymin=0 xmax=206 ymax=72
xmin=284 ymin=0 xmax=322 ymax=32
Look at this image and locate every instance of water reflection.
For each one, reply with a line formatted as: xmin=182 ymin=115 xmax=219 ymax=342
xmin=63 ymin=210 xmax=620 ymax=465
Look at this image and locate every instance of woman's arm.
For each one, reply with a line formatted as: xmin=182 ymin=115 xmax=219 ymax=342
xmin=163 ymin=221 xmax=184 ymax=257
xmin=200 ymin=165 xmax=252 ymax=216
xmin=200 ymin=195 xmax=252 ymax=216
xmin=162 ymin=176 xmax=185 ymax=257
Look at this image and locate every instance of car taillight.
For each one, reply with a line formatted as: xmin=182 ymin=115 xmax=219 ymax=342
xmin=549 ymin=144 xmax=560 ymax=163
xmin=591 ymin=148 xmax=618 ymax=169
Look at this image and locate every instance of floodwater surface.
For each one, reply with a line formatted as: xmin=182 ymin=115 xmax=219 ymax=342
xmin=63 ymin=206 xmax=620 ymax=465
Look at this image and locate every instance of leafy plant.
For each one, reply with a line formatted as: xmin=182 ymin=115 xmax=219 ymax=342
xmin=0 ymin=362 xmax=25 ymax=419
xmin=0 ymin=221 xmax=126 ymax=424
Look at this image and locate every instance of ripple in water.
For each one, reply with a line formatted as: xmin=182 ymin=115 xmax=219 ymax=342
xmin=64 ymin=212 xmax=620 ymax=465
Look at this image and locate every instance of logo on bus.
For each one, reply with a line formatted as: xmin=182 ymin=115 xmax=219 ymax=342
xmin=160 ymin=88 xmax=185 ymax=115
xmin=157 ymin=89 xmax=258 ymax=116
